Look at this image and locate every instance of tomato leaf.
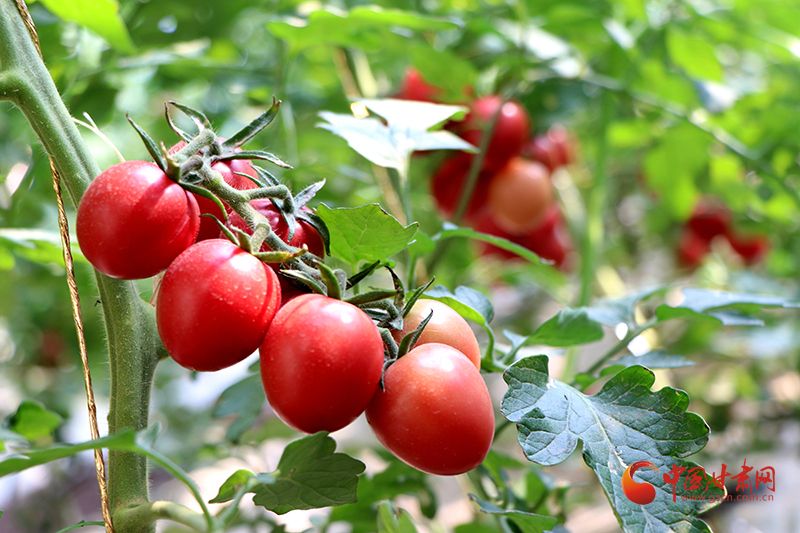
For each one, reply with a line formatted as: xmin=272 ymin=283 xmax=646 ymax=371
xmin=316 ymin=203 xmax=418 ymax=265
xmin=655 ymin=288 xmax=800 ymax=325
xmin=502 ymin=356 xmax=724 ymax=533
xmin=2 ymin=401 xmax=62 ymax=442
xmin=469 ymin=496 xmax=556 ymax=533
xmin=580 ymin=286 xmax=668 ymax=327
xmin=377 ymin=501 xmax=418 ymax=533
xmin=248 ymin=432 xmax=365 ymax=514
xmin=223 ymin=98 xmax=282 ymax=149
xmin=527 ymin=307 xmax=604 ymax=347
xmin=38 ymin=0 xmax=135 ymax=54
xmin=209 ymin=469 xmax=255 ymax=504
xmin=424 ymin=285 xmax=493 ymax=326
xmin=610 ymin=350 xmax=694 ymax=370
xmin=0 ymin=228 xmax=86 ymax=269
xmin=212 ymin=375 xmax=265 ymax=443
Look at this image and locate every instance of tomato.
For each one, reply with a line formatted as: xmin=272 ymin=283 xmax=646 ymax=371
xmin=392 ymin=299 xmax=481 ymax=369
xmin=431 ymin=152 xmax=491 ymax=220
xmin=459 ymin=96 xmax=530 ymax=171
xmin=727 ymin=232 xmax=769 ymax=265
xmin=226 ymin=201 xmax=325 ymax=258
xmin=260 ymin=294 xmax=384 ymax=433
xmin=168 ymin=141 xmax=259 ymax=241
xmin=76 ymin=160 xmax=200 ymax=280
xmin=527 ymin=124 xmax=575 ymax=172
xmin=366 ymin=343 xmax=495 ymax=475
xmin=396 ymin=67 xmax=441 ymax=102
xmin=687 ymin=202 xmax=730 ymax=242
xmin=156 ymin=239 xmax=281 ymax=372
xmin=677 ymin=229 xmax=711 ymax=268
xmin=486 ymin=158 xmax=553 ymax=234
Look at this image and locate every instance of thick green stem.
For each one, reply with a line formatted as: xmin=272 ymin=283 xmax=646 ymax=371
xmin=115 ymin=501 xmax=210 ymax=532
xmin=0 ymin=1 xmax=163 ymax=531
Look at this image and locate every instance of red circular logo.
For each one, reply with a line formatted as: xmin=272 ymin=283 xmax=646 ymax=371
xmin=622 ymin=461 xmax=657 ymax=505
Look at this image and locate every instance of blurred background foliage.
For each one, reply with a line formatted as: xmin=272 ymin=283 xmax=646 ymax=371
xmin=2 ymin=0 xmax=800 ymax=531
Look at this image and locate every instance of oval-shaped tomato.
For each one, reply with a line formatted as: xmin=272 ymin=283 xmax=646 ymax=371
xmin=487 ymin=157 xmax=553 ymax=234
xmin=392 ymin=299 xmax=481 ymax=369
xmin=726 ymin=232 xmax=769 ymax=265
xmin=226 ymin=201 xmax=325 ymax=258
xmin=168 ymin=141 xmax=259 ymax=241
xmin=431 ymin=152 xmax=491 ymax=221
xmin=76 ymin=160 xmax=200 ymax=280
xmin=156 ymin=239 xmax=281 ymax=372
xmin=527 ymin=124 xmax=576 ymax=172
xmin=687 ymin=201 xmax=730 ymax=242
xmin=366 ymin=343 xmax=495 ymax=475
xmin=460 ymin=96 xmax=530 ymax=171
xmin=260 ymin=294 xmax=384 ymax=433
xmin=396 ymin=67 xmax=441 ymax=102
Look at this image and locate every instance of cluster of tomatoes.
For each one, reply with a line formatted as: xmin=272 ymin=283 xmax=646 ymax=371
xmin=75 ymin=131 xmax=493 ymax=476
xmin=397 ymin=68 xmax=575 ymax=268
xmin=677 ymin=200 xmax=770 ymax=268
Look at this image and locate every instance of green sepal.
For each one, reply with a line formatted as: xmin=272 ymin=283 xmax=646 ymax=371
xmin=180 ymin=183 xmax=228 ymax=222
xmin=294 ymin=179 xmax=326 ymax=209
xmin=397 ymin=310 xmax=433 ymax=358
xmin=223 ymin=97 xmax=282 ymax=149
xmin=402 ymin=277 xmax=436 ymax=318
xmin=298 ymin=209 xmax=331 ymax=256
xmin=346 ymin=260 xmax=383 ymax=289
xmin=167 ymin=101 xmax=212 ymax=133
xmin=164 ymin=102 xmax=194 ymax=144
xmin=253 ymin=248 xmax=306 ymax=264
xmin=346 ymin=290 xmax=399 ymax=306
xmin=127 ymin=114 xmax=167 ymax=173
xmin=252 ymin=165 xmax=281 ymax=187
xmin=315 ymin=259 xmax=345 ymax=300
xmin=280 ymin=269 xmax=327 ymax=295
xmin=218 ymin=150 xmax=292 ymax=170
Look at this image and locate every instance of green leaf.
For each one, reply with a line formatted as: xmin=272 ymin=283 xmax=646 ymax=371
xmin=39 ymin=0 xmax=135 ymax=54
xmin=666 ymin=30 xmax=722 ymax=81
xmin=470 ymin=496 xmax=556 ymax=533
xmin=250 ymin=432 xmax=365 ymax=515
xmin=581 ymin=286 xmax=667 ymax=327
xmin=611 ymin=351 xmax=694 ymax=369
xmin=656 ymin=288 xmax=800 ymax=325
xmin=209 ymin=469 xmax=254 ymax=504
xmin=319 ymin=101 xmax=473 ymax=170
xmin=3 ymin=401 xmax=63 ymax=441
xmin=501 ymin=356 xmax=723 ymax=533
xmin=269 ymin=8 xmax=459 ymax=52
xmin=411 ymin=48 xmax=477 ymax=101
xmin=424 ymin=285 xmax=493 ymax=326
xmin=212 ymin=375 xmax=265 ymax=443
xmin=526 ymin=308 xmax=604 ymax=347
xmin=377 ymin=501 xmax=418 ymax=533
xmin=0 ymin=228 xmax=86 ymax=268
xmin=316 ymin=204 xmax=418 ymax=265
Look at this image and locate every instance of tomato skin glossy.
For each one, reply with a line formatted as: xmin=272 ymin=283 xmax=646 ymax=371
xmin=76 ymin=160 xmax=200 ymax=280
xmin=487 ymin=158 xmax=553 ymax=234
xmin=168 ymin=141 xmax=259 ymax=241
xmin=157 ymin=239 xmax=281 ymax=372
xmin=227 ymin=201 xmax=325 ymax=258
xmin=460 ymin=96 xmax=530 ymax=171
xmin=366 ymin=343 xmax=495 ymax=476
xmin=392 ymin=299 xmax=481 ymax=369
xmin=260 ymin=294 xmax=384 ymax=433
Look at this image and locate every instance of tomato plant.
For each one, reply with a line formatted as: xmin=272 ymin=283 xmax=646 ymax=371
xmin=392 ymin=298 xmax=481 ymax=369
xmin=76 ymin=160 xmax=200 ymax=279
xmin=366 ymin=343 xmax=495 ymax=475
xmin=458 ymin=96 xmax=530 ymax=171
xmin=486 ymin=157 xmax=553 ymax=234
xmin=260 ymin=294 xmax=384 ymax=433
xmin=227 ymin=200 xmax=325 ymax=258
xmin=430 ymin=152 xmax=491 ymax=220
xmin=156 ymin=239 xmax=281 ymax=372
xmin=396 ymin=67 xmax=441 ymax=102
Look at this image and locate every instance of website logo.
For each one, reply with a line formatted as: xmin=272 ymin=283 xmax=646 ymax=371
xmin=622 ymin=461 xmax=657 ymax=504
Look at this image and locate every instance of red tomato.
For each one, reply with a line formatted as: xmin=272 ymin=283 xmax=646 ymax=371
xmin=392 ymin=299 xmax=481 ymax=369
xmin=156 ymin=239 xmax=281 ymax=372
xmin=486 ymin=158 xmax=554 ymax=234
xmin=226 ymin=201 xmax=325 ymax=258
xmin=76 ymin=160 xmax=200 ymax=280
xmin=677 ymin=229 xmax=711 ymax=268
xmin=459 ymin=96 xmax=530 ymax=171
xmin=527 ymin=124 xmax=575 ymax=172
xmin=431 ymin=152 xmax=491 ymax=220
xmin=396 ymin=67 xmax=441 ymax=102
xmin=168 ymin=141 xmax=259 ymax=241
xmin=687 ymin=201 xmax=730 ymax=242
xmin=727 ymin=232 xmax=770 ymax=265
xmin=260 ymin=294 xmax=384 ymax=433
xmin=476 ymin=206 xmax=571 ymax=268
xmin=366 ymin=343 xmax=495 ymax=475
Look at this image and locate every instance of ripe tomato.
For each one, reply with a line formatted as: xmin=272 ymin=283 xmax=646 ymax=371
xmin=527 ymin=124 xmax=576 ymax=172
xmin=687 ymin=201 xmax=730 ymax=242
xmin=677 ymin=229 xmax=711 ymax=268
xmin=168 ymin=141 xmax=259 ymax=241
xmin=226 ymin=201 xmax=325 ymax=258
xmin=76 ymin=160 xmax=200 ymax=280
xmin=366 ymin=343 xmax=495 ymax=475
xmin=156 ymin=239 xmax=281 ymax=372
xmin=431 ymin=152 xmax=491 ymax=220
xmin=486 ymin=157 xmax=554 ymax=234
xmin=392 ymin=299 xmax=481 ymax=369
xmin=260 ymin=294 xmax=384 ymax=433
xmin=459 ymin=96 xmax=530 ymax=171
xmin=727 ymin=232 xmax=769 ymax=265
xmin=396 ymin=67 xmax=441 ymax=102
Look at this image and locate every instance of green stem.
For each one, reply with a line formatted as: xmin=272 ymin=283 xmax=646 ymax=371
xmin=581 ymin=317 xmax=657 ymax=379
xmin=0 ymin=2 xmax=165 ymax=531
xmin=115 ymin=501 xmax=211 ymax=533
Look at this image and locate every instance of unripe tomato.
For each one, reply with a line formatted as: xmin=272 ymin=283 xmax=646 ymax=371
xmin=366 ymin=343 xmax=495 ymax=476
xmin=76 ymin=160 xmax=200 ymax=279
xmin=460 ymin=96 xmax=530 ymax=171
xmin=487 ymin=158 xmax=554 ymax=234
xmin=396 ymin=67 xmax=441 ymax=102
xmin=431 ymin=152 xmax=491 ymax=220
xmin=392 ymin=299 xmax=481 ymax=369
xmin=156 ymin=239 xmax=281 ymax=372
xmin=168 ymin=141 xmax=259 ymax=241
xmin=260 ymin=294 xmax=384 ymax=434
xmin=226 ymin=201 xmax=325 ymax=258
